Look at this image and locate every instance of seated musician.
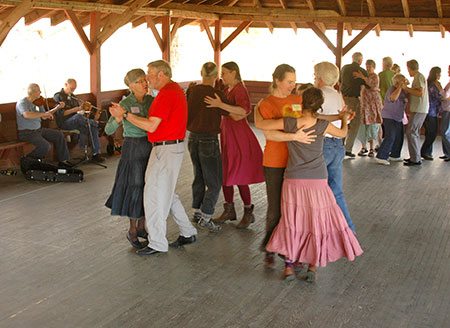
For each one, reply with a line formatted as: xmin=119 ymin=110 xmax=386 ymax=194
xmin=16 ymin=83 xmax=72 ymax=167
xmin=53 ymin=78 xmax=105 ymax=162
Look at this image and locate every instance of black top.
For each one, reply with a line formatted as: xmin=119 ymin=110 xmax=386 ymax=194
xmin=54 ymin=88 xmax=80 ymax=127
xmin=187 ymin=84 xmax=229 ymax=135
xmin=340 ymin=62 xmax=368 ymax=97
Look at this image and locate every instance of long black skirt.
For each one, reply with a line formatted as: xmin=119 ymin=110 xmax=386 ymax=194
xmin=105 ymin=137 xmax=152 ymax=219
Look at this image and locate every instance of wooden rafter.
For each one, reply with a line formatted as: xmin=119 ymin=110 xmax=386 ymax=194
xmin=221 ymin=20 xmax=251 ymax=51
xmin=65 ymin=9 xmax=93 ymax=54
xmin=278 ymin=0 xmax=287 ymax=10
xmin=151 ymin=0 xmax=173 ymax=7
xmin=307 ymin=22 xmax=335 ymax=53
xmin=400 ymin=0 xmax=413 ymax=37
xmin=170 ymin=17 xmax=182 ymax=39
xmin=253 ymin=0 xmax=261 ymax=7
xmin=97 ymin=0 xmax=149 ymax=45
xmin=24 ymin=9 xmax=52 ymax=25
xmin=201 ymin=19 xmax=214 ymax=48
xmin=366 ymin=0 xmax=381 ymax=36
xmin=336 ymin=0 xmax=346 ymax=16
xmin=342 ymin=23 xmax=376 ymax=55
xmin=435 ymin=0 xmax=445 ymax=38
xmin=345 ymin=23 xmax=352 ymax=36
xmin=289 ymin=22 xmax=297 ymax=34
xmin=50 ymin=11 xmax=66 ymax=25
xmin=305 ymin=0 xmax=315 ymax=11
xmin=303 ymin=0 xmax=326 ymax=32
xmin=131 ymin=16 xmax=146 ymax=27
xmin=146 ymin=16 xmax=163 ymax=51
xmin=265 ymin=21 xmax=274 ymax=33
xmin=0 ymin=0 xmax=33 ymax=46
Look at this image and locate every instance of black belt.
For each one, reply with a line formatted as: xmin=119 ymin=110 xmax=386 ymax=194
xmin=152 ymin=139 xmax=184 ymax=146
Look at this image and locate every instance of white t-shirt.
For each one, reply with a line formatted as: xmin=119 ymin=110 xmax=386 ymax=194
xmin=320 ymin=85 xmax=343 ymax=138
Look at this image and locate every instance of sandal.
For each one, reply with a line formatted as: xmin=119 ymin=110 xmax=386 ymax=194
xmin=126 ymin=232 xmax=145 ymax=249
xmin=368 ymin=149 xmax=375 ymax=157
xmin=358 ymin=148 xmax=368 ymax=156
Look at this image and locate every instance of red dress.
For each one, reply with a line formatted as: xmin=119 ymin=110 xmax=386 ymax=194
xmin=220 ymin=82 xmax=265 ymax=186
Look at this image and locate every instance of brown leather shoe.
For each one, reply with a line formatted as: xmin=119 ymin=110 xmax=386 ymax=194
xmin=283 ymin=266 xmax=295 ymax=281
xmin=213 ymin=203 xmax=237 ymax=223
xmin=236 ymin=204 xmax=255 ymax=229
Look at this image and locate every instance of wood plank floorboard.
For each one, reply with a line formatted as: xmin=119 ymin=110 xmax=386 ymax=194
xmin=0 ymin=131 xmax=449 ymax=328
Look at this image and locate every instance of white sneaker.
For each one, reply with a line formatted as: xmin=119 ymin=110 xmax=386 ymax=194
xmin=375 ymin=158 xmax=390 ymax=165
xmin=389 ymin=157 xmax=403 ymax=162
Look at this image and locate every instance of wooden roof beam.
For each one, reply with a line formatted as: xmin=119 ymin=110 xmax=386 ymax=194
xmin=303 ymin=0 xmax=326 ymax=33
xmin=265 ymin=21 xmax=274 ymax=33
xmin=97 ymin=0 xmax=149 ymax=45
xmin=151 ymin=0 xmax=174 ymax=7
xmin=401 ymin=0 xmax=413 ymax=37
xmin=201 ymin=19 xmax=214 ymax=48
xmin=345 ymin=23 xmax=352 ymax=36
xmin=146 ymin=16 xmax=163 ymax=52
xmin=278 ymin=0 xmax=287 ymax=10
xmin=366 ymin=0 xmax=381 ymax=36
xmin=24 ymin=9 xmax=54 ymax=25
xmin=170 ymin=17 xmax=182 ymax=38
xmin=336 ymin=0 xmax=346 ymax=16
xmin=305 ymin=0 xmax=315 ymax=11
xmin=50 ymin=10 xmax=66 ymax=25
xmin=342 ymin=23 xmax=376 ymax=56
xmin=436 ymin=0 xmax=445 ymax=38
xmin=0 ymin=0 xmax=33 ymax=46
xmin=65 ymin=9 xmax=93 ymax=54
xmin=221 ymin=20 xmax=251 ymax=51
xmin=307 ymin=21 xmax=335 ymax=53
xmin=290 ymin=22 xmax=297 ymax=34
xmin=132 ymin=16 xmax=146 ymax=27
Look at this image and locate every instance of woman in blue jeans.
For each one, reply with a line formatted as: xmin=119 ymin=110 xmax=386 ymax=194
xmin=375 ymin=74 xmax=409 ymax=165
xmin=314 ymin=62 xmax=356 ymax=232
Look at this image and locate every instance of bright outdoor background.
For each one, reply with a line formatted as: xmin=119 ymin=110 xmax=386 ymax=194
xmin=1 ymin=18 xmax=449 ymax=103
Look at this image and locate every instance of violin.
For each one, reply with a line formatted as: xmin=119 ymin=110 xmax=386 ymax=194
xmin=33 ymin=96 xmax=59 ymax=110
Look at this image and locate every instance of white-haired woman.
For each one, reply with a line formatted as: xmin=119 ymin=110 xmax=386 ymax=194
xmin=314 ymin=61 xmax=355 ymax=232
xmin=105 ymin=69 xmax=153 ymax=249
xmin=375 ymin=74 xmax=409 ymax=165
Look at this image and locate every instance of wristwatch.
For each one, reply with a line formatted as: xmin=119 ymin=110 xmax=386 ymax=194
xmin=123 ymin=112 xmax=128 ymax=119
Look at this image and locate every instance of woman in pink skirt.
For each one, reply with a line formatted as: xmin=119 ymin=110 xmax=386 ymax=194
xmin=205 ymin=61 xmax=265 ymax=229
xmin=264 ymin=87 xmax=363 ymax=282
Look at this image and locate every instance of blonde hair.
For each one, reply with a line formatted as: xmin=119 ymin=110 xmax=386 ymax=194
xmin=314 ymin=61 xmax=339 ymax=87
xmin=201 ymin=62 xmax=218 ymax=78
xmin=147 ymin=60 xmax=172 ymax=78
xmin=124 ymin=68 xmax=146 ymax=87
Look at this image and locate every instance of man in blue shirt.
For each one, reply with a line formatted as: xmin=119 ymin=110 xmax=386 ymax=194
xmin=16 ymin=83 xmax=71 ymax=166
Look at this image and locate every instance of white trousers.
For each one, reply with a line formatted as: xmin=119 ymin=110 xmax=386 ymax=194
xmin=144 ymin=142 xmax=197 ymax=252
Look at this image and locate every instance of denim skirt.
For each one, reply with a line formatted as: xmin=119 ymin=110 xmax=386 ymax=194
xmin=105 ymin=137 xmax=152 ymax=219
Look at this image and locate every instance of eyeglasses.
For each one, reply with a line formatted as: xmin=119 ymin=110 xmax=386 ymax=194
xmin=134 ymin=79 xmax=147 ymax=84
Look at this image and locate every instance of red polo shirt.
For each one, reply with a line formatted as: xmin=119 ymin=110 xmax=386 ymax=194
xmin=147 ymin=82 xmax=187 ymax=143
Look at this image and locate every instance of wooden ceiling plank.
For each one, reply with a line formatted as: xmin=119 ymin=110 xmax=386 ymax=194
xmin=307 ymin=21 xmax=335 ymax=53
xmin=342 ymin=23 xmax=376 ymax=55
xmin=146 ymin=16 xmax=163 ymax=51
xmin=201 ymin=19 xmax=215 ymax=48
xmin=65 ymin=9 xmax=93 ymax=54
xmin=97 ymin=0 xmax=149 ymax=45
xmin=0 ymin=0 xmax=33 ymax=46
xmin=152 ymin=0 xmax=173 ymax=7
xmin=220 ymin=20 xmax=251 ymax=51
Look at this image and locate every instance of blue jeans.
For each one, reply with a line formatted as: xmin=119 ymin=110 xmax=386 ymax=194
xmin=442 ymin=111 xmax=450 ymax=158
xmin=60 ymin=114 xmax=101 ymax=155
xmin=323 ymin=137 xmax=355 ymax=232
xmin=188 ymin=133 xmax=222 ymax=215
xmin=18 ymin=128 xmax=69 ymax=162
xmin=376 ymin=118 xmax=404 ymax=160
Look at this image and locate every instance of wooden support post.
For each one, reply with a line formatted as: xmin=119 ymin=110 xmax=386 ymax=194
xmin=90 ymin=12 xmax=101 ymax=109
xmin=214 ymin=20 xmax=222 ymax=68
xmin=335 ymin=22 xmax=344 ymax=69
xmin=161 ymin=15 xmax=171 ymax=62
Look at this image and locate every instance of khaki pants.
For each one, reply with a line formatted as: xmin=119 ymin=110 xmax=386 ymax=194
xmin=343 ymin=96 xmax=361 ymax=153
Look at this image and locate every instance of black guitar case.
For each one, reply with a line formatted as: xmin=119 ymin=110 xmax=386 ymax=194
xmin=20 ymin=157 xmax=84 ymax=183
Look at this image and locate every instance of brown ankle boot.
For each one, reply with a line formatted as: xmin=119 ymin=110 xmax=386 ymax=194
xmin=213 ymin=203 xmax=237 ymax=223
xmin=236 ymin=204 xmax=255 ymax=229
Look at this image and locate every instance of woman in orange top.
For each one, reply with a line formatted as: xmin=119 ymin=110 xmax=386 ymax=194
xmin=255 ymin=64 xmax=316 ymax=268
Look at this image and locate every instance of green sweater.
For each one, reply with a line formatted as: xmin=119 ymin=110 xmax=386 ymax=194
xmin=105 ymin=93 xmax=153 ymax=138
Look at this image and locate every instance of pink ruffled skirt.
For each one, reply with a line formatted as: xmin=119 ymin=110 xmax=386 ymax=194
xmin=266 ymin=179 xmax=363 ymax=267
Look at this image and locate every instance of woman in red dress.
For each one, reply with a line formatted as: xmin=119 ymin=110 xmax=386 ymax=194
xmin=205 ymin=61 xmax=265 ymax=228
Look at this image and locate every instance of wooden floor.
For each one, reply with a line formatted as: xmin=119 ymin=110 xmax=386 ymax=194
xmin=1 ymin=130 xmax=449 ymax=328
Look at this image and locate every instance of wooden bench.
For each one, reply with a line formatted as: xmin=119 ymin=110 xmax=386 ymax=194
xmin=245 ymin=80 xmax=271 ymax=123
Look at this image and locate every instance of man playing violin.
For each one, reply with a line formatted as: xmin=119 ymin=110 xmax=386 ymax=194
xmin=53 ymin=78 xmax=105 ymax=162
xmin=16 ymin=83 xmax=72 ymax=167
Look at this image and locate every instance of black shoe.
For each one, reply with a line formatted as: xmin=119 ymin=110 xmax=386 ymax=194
xmin=421 ymin=154 xmax=433 ymax=161
xmin=345 ymin=151 xmax=356 ymax=158
xmin=445 ymin=157 xmax=450 ymax=162
xmin=136 ymin=246 xmax=162 ymax=256
xmin=169 ymin=235 xmax=197 ymax=248
xmin=403 ymin=158 xmax=411 ymax=163
xmin=92 ymin=154 xmax=106 ymax=163
xmin=58 ymin=161 xmax=74 ymax=168
xmin=404 ymin=161 xmax=422 ymax=166
xmin=137 ymin=230 xmax=148 ymax=239
xmin=126 ymin=232 xmax=145 ymax=249
xmin=439 ymin=155 xmax=448 ymax=160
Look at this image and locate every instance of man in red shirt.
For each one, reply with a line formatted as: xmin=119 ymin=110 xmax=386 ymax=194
xmin=110 ymin=60 xmax=197 ymax=255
